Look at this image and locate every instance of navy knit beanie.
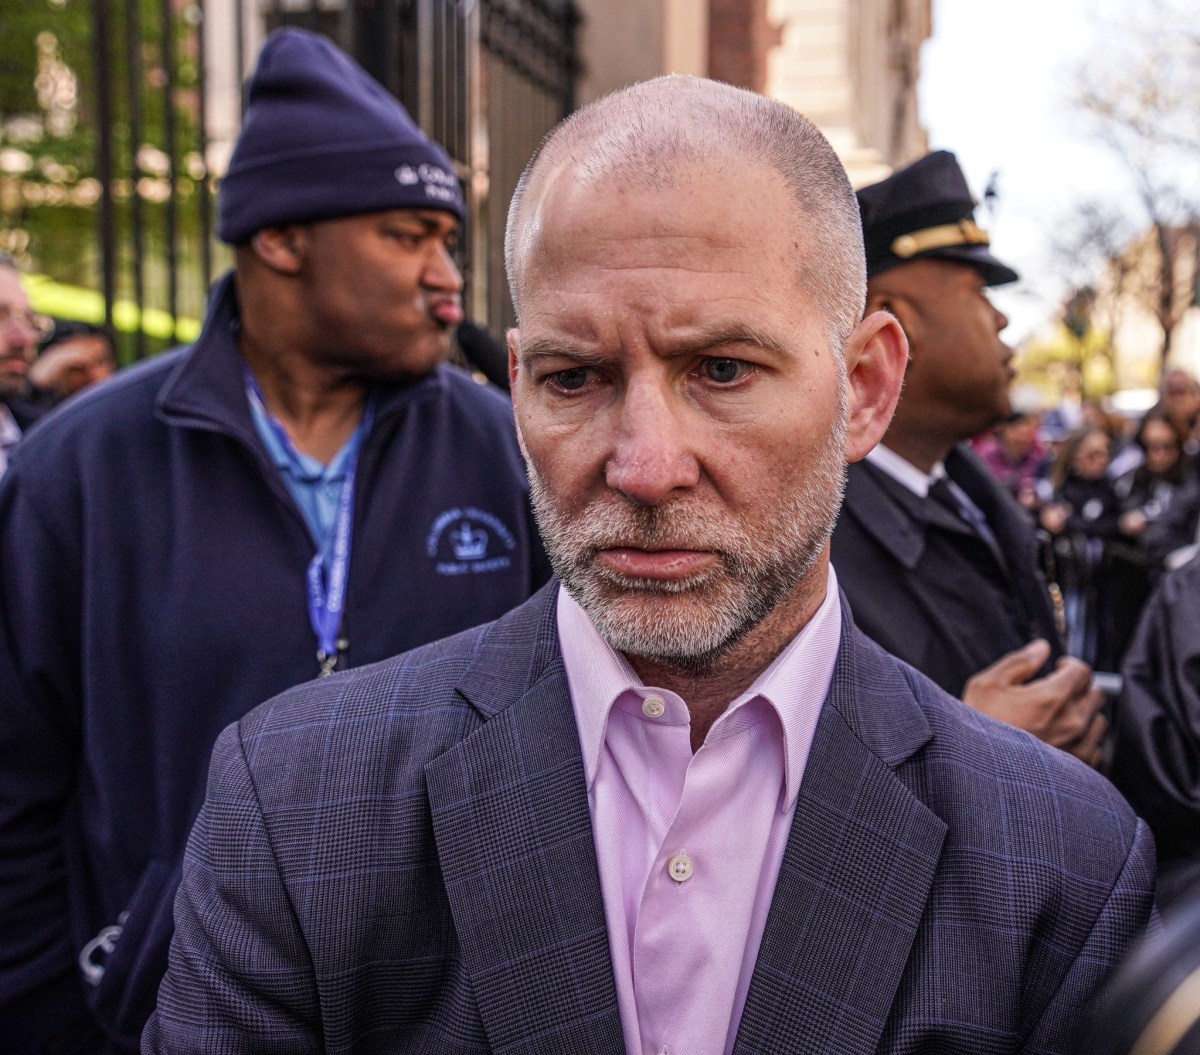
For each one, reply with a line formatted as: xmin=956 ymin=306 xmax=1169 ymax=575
xmin=217 ymin=27 xmax=464 ymax=245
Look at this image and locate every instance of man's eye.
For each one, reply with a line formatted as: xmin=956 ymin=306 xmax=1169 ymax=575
xmin=386 ymin=230 xmax=422 ymax=246
xmin=703 ymin=358 xmax=750 ymax=384
xmin=547 ymin=367 xmax=591 ymax=391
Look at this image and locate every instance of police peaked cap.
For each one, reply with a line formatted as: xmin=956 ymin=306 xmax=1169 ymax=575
xmin=856 ymin=150 xmax=1018 ymax=286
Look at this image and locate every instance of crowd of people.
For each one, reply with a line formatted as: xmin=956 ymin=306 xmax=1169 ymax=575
xmin=971 ymin=378 xmax=1200 ymax=675
xmin=1 ymin=25 xmax=1198 ymax=1055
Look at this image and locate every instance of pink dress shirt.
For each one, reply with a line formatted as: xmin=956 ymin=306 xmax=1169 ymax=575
xmin=557 ymin=568 xmax=842 ymax=1055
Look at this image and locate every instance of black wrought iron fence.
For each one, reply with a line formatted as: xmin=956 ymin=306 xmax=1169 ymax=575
xmin=0 ymin=0 xmax=576 ymax=362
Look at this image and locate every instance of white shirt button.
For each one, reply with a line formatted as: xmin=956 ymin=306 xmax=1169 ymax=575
xmin=667 ymin=852 xmax=694 ymax=882
xmin=642 ymin=694 xmax=666 ymax=718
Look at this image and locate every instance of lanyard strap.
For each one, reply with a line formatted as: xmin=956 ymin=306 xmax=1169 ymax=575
xmin=244 ymin=368 xmax=377 ymax=675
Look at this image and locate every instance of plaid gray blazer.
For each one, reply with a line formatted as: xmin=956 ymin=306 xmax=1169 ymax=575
xmin=145 ymin=584 xmax=1155 ymax=1054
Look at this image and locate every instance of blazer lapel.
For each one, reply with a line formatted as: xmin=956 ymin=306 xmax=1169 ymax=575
xmin=734 ymin=621 xmax=948 ymax=1055
xmin=425 ymin=587 xmax=625 ymax=1055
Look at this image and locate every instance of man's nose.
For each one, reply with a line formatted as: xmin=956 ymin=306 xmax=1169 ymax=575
xmin=423 ymin=241 xmax=463 ymax=292
xmin=604 ymin=381 xmax=701 ymax=505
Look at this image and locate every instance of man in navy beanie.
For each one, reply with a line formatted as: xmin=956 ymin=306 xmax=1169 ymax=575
xmin=0 ymin=28 xmax=549 ymax=1053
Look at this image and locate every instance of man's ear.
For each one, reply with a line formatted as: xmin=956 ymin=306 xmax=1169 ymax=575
xmin=248 ymin=226 xmax=307 ymax=276
xmin=506 ymin=328 xmax=521 ymax=390
xmin=842 ymin=309 xmax=909 ymax=463
xmin=506 ymin=327 xmax=529 ymax=460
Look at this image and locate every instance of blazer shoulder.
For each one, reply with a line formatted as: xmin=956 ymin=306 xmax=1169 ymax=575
xmin=239 ymin=620 xmax=492 ymax=743
xmin=895 ymin=650 xmax=1144 ymax=877
xmin=844 ymin=627 xmax=1137 ymax=850
xmin=233 ymin=586 xmax=559 ymax=794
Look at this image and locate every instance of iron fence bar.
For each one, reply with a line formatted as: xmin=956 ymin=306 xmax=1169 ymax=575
xmin=235 ymin=0 xmax=247 ymax=114
xmin=196 ymin=0 xmax=213 ymax=294
xmin=159 ymin=0 xmax=179 ymax=344
xmin=479 ymin=2 xmax=574 ymax=99
xmin=559 ymin=0 xmax=577 ymax=112
xmin=125 ymin=0 xmax=147 ymax=359
xmin=93 ymin=0 xmax=117 ymax=332
xmin=415 ymin=0 xmax=435 ymax=131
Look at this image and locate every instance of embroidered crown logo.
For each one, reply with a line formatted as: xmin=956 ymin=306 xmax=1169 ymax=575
xmin=395 ymin=165 xmax=419 ymax=185
xmin=450 ymin=522 xmax=488 ymax=561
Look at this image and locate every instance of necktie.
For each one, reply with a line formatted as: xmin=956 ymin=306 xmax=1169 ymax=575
xmin=927 ymin=476 xmax=1005 ymax=567
xmin=927 ymin=476 xmax=969 ymax=521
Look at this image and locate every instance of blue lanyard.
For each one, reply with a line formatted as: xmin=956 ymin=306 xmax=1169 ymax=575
xmin=244 ymin=369 xmax=377 ymax=676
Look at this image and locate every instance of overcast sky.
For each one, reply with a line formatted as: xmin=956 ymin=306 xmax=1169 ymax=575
xmin=919 ymin=0 xmax=1143 ymax=343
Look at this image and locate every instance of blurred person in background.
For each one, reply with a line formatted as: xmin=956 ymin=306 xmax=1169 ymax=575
xmin=1158 ymin=368 xmax=1200 ymax=460
xmin=0 ymin=29 xmax=548 ymax=1054
xmin=1040 ymin=425 xmax=1122 ymax=669
xmin=30 ymin=320 xmax=117 ymax=402
xmin=832 ymin=150 xmax=1105 ymax=767
xmin=1115 ymin=411 xmax=1195 ymax=540
xmin=974 ymin=405 xmax=1050 ymax=514
xmin=0 ymin=253 xmax=56 ymax=473
xmin=1107 ymin=409 xmax=1198 ymax=664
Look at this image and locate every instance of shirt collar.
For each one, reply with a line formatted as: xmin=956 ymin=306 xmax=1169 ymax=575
xmin=0 ymin=405 xmax=21 ymax=477
xmin=246 ymin=386 xmax=355 ymax=484
xmin=558 ymin=565 xmax=843 ymax=809
xmin=865 ymin=443 xmax=947 ymax=498
xmin=0 ymin=404 xmax=22 ymax=449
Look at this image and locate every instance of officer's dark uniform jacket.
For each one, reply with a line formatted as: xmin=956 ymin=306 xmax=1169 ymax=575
xmin=831 ymin=443 xmax=1063 ymax=697
xmin=1112 ymin=552 xmax=1200 ymax=908
xmin=0 ymin=273 xmax=550 ymax=1051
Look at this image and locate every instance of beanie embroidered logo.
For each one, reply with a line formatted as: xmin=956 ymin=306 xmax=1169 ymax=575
xmin=395 ymin=163 xmax=458 ymax=204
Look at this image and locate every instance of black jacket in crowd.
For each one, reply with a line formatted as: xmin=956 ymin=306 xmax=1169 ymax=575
xmin=1112 ymin=552 xmax=1200 ymax=908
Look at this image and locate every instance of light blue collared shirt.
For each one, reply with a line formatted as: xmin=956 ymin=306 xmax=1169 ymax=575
xmin=248 ymin=395 xmax=356 ymax=552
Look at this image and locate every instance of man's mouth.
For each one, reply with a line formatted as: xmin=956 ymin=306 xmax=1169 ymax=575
xmin=598 ymin=547 xmax=718 ymax=581
xmin=430 ymin=299 xmax=464 ymax=327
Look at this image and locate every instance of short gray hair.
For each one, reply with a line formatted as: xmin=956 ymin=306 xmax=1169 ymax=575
xmin=504 ymin=75 xmax=865 ymax=349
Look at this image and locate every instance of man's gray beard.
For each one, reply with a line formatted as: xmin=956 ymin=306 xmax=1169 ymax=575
xmin=527 ymin=411 xmax=848 ymax=674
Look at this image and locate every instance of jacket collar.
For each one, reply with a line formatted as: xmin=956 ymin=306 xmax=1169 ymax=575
xmin=427 ymin=585 xmax=945 ymax=1054
xmin=847 ymin=444 xmax=1007 ymax=571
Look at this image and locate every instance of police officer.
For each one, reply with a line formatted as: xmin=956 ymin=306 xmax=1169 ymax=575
xmin=831 ymin=151 xmax=1106 ymax=766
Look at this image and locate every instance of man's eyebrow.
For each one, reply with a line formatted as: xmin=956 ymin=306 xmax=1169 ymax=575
xmin=390 ymin=213 xmax=460 ymax=235
xmin=516 ymin=339 xmax=599 ymax=364
xmin=671 ymin=324 xmax=790 ymax=358
xmin=517 ymin=327 xmax=792 ymax=364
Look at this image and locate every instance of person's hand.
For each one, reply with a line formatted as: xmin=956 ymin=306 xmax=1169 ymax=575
xmin=1039 ymin=503 xmax=1071 ymax=535
xmin=1119 ymin=509 xmax=1147 ymax=536
xmin=962 ymin=639 xmax=1106 ymax=767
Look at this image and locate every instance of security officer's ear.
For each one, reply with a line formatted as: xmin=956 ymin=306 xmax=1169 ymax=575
xmin=248 ymin=225 xmax=308 ymax=275
xmin=865 ymin=285 xmax=919 ymax=353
